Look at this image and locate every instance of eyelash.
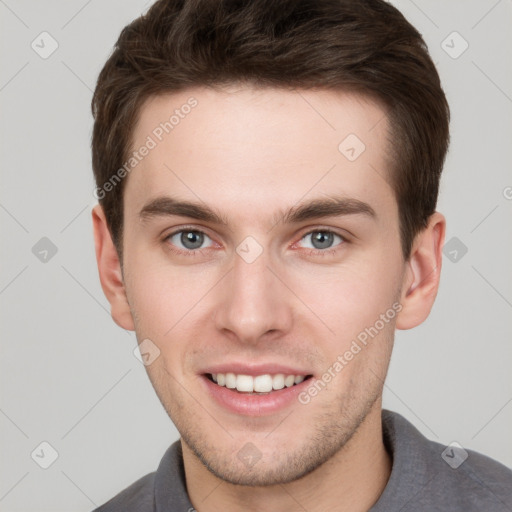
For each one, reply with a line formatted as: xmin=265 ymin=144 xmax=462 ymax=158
xmin=163 ymin=226 xmax=346 ymax=258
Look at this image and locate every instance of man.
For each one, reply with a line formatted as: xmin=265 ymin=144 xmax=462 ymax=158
xmin=90 ymin=0 xmax=512 ymax=510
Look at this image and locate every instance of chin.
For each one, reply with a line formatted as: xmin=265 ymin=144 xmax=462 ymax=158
xmin=180 ymin=405 xmax=373 ymax=487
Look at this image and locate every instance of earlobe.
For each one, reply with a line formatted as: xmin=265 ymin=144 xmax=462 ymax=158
xmin=92 ymin=204 xmax=135 ymax=331
xmin=395 ymin=212 xmax=446 ymax=330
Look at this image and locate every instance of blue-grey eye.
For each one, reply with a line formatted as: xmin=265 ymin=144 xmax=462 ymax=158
xmin=169 ymin=230 xmax=213 ymax=250
xmin=300 ymin=231 xmax=343 ymax=250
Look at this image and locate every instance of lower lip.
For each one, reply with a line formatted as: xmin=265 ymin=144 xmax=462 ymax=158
xmin=201 ymin=375 xmax=311 ymax=416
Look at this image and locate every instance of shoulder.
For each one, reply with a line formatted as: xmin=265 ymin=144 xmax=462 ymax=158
xmin=426 ymin=438 xmax=512 ymax=510
xmin=92 ymin=471 xmax=156 ymax=512
xmin=376 ymin=410 xmax=512 ymax=512
xmin=91 ymin=440 xmax=192 ymax=512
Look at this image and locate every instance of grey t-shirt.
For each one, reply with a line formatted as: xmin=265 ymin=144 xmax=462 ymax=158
xmin=93 ymin=410 xmax=512 ymax=511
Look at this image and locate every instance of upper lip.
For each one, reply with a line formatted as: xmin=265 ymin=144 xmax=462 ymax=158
xmin=201 ymin=363 xmax=312 ymax=377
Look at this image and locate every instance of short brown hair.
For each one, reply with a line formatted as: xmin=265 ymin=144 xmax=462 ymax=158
xmin=91 ymin=0 xmax=450 ymax=260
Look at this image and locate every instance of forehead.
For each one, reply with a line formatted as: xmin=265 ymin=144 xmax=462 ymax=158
xmin=125 ymin=85 xmax=395 ymax=225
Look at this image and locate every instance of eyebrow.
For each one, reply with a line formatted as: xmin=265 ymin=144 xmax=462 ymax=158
xmin=139 ymin=195 xmax=376 ymax=226
xmin=279 ymin=196 xmax=376 ymax=224
xmin=140 ymin=196 xmax=229 ymax=225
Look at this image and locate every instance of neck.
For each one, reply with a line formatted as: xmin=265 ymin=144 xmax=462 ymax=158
xmin=182 ymin=403 xmax=392 ymax=512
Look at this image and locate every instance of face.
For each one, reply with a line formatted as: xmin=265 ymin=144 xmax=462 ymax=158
xmin=119 ymin=86 xmax=408 ymax=485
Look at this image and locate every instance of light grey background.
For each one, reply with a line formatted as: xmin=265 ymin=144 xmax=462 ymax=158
xmin=1 ymin=1 xmax=511 ymax=510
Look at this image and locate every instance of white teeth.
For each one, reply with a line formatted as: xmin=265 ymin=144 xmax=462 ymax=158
xmin=225 ymin=372 xmax=237 ymax=389
xmin=210 ymin=372 xmax=307 ymax=392
xmin=254 ymin=374 xmax=273 ymax=392
xmin=284 ymin=375 xmax=295 ymax=388
xmin=272 ymin=374 xmax=285 ymax=390
xmin=236 ymin=374 xmax=254 ymax=392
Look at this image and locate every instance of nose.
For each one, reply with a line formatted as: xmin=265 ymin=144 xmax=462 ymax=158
xmin=213 ymin=247 xmax=293 ymax=345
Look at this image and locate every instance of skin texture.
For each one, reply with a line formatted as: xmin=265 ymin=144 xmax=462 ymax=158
xmin=93 ymin=85 xmax=445 ymax=512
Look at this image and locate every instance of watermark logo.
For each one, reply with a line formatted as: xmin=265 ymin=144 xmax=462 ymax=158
xmin=237 ymin=442 xmax=262 ymax=468
xmin=32 ymin=237 xmax=58 ymax=263
xmin=31 ymin=441 xmax=59 ymax=469
xmin=441 ymin=31 xmax=469 ymax=60
xmin=441 ymin=441 xmax=468 ymax=469
xmin=31 ymin=32 xmax=59 ymax=59
xmin=236 ymin=236 xmax=263 ymax=264
xmin=133 ymin=338 xmax=161 ymax=366
xmin=442 ymin=236 xmax=468 ymax=263
xmin=338 ymin=133 xmax=366 ymax=162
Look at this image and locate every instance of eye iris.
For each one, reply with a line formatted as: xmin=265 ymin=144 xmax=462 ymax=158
xmin=311 ymin=231 xmax=333 ymax=249
xmin=181 ymin=231 xmax=204 ymax=249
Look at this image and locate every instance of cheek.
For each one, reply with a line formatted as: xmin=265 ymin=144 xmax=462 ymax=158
xmin=126 ymin=250 xmax=214 ymax=328
xmin=124 ymin=256 xmax=221 ymax=369
xmin=289 ymin=258 xmax=401 ymax=339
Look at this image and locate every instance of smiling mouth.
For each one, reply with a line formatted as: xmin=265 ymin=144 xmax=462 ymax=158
xmin=206 ymin=372 xmax=313 ymax=394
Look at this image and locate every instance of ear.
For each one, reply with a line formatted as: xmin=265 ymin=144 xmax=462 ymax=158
xmin=92 ymin=204 xmax=135 ymax=331
xmin=395 ymin=212 xmax=446 ymax=330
